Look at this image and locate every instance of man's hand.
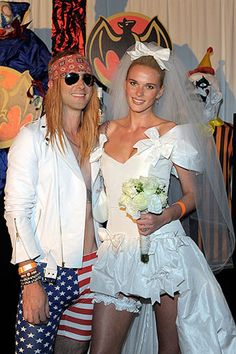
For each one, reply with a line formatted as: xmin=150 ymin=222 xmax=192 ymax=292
xmin=22 ymin=281 xmax=50 ymax=324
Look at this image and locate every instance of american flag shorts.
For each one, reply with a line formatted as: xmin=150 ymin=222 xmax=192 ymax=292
xmin=57 ymin=251 xmax=97 ymax=341
xmin=15 ymin=251 xmax=97 ymax=353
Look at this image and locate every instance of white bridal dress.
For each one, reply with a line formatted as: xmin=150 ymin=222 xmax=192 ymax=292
xmin=90 ymin=125 xmax=236 ymax=354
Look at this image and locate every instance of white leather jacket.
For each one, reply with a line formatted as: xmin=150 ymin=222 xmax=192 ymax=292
xmin=4 ymin=116 xmax=103 ymax=269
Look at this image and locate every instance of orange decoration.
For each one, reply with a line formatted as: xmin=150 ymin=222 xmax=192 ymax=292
xmin=0 ymin=66 xmax=42 ymax=148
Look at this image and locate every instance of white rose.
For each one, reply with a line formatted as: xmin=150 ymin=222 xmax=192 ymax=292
xmin=122 ymin=180 xmax=138 ymax=198
xmin=144 ymin=185 xmax=157 ymax=196
xmin=148 ymin=194 xmax=163 ymax=214
xmin=118 ymin=194 xmax=132 ymax=208
xmin=143 ymin=176 xmax=164 ymax=195
xmin=131 ymin=192 xmax=148 ymax=211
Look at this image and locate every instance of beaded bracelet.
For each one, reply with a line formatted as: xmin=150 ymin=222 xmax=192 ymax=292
xmin=20 ymin=270 xmax=40 ymax=281
xmin=20 ymin=271 xmax=41 ymax=287
xmin=20 ymin=269 xmax=38 ymax=279
xmin=173 ymin=200 xmax=186 ymax=219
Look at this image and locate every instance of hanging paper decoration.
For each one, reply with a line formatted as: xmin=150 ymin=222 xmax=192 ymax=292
xmin=52 ymin=0 xmax=86 ymax=55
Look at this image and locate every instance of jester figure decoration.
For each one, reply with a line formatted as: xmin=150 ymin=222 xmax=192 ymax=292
xmin=0 ymin=1 xmax=51 ymax=194
xmin=188 ymin=47 xmax=223 ymax=131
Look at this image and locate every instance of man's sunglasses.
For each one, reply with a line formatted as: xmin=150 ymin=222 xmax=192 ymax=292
xmin=64 ymin=73 xmax=94 ymax=87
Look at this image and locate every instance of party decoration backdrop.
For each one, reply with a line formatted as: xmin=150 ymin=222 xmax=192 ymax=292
xmin=86 ymin=13 xmax=172 ymax=88
xmin=52 ymin=0 xmax=86 ymax=55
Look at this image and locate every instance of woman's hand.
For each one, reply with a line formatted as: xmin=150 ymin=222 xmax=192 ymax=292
xmin=22 ymin=281 xmax=50 ymax=324
xmin=137 ymin=210 xmax=169 ymax=236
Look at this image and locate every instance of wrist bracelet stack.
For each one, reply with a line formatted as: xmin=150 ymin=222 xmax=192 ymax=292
xmin=20 ymin=270 xmax=41 ymax=286
xmin=18 ymin=261 xmax=41 ymax=287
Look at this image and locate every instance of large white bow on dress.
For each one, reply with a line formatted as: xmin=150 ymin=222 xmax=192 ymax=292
xmin=127 ymin=41 xmax=170 ymax=71
xmin=98 ymin=228 xmax=125 ymax=253
xmin=90 ymin=134 xmax=107 ymax=163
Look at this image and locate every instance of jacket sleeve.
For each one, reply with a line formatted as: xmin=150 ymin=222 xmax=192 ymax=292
xmin=4 ymin=125 xmax=42 ymax=264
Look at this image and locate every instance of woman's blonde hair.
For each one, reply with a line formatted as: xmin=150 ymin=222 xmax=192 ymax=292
xmin=44 ymin=50 xmax=100 ymax=164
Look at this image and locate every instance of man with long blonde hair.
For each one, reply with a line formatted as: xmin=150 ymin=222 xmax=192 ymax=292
xmin=4 ymin=50 xmax=102 ymax=354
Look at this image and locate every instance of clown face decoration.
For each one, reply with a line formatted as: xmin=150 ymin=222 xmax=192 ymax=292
xmin=188 ymin=47 xmax=223 ymax=122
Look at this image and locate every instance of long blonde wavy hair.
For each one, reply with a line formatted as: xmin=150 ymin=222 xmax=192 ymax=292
xmin=44 ymin=50 xmax=100 ymax=165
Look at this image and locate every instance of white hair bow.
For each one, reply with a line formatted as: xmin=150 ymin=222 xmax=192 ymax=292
xmin=127 ymin=41 xmax=170 ymax=71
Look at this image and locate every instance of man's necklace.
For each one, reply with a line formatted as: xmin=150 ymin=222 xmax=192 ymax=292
xmin=65 ymin=133 xmax=81 ymax=162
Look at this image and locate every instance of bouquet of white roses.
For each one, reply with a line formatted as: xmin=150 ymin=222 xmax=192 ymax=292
xmin=119 ymin=176 xmax=168 ymax=263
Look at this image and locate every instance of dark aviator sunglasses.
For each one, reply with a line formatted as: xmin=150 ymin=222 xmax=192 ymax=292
xmin=64 ymin=72 xmax=94 ymax=87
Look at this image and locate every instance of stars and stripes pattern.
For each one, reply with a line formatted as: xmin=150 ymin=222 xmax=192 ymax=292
xmin=57 ymin=251 xmax=97 ymax=341
xmin=15 ymin=251 xmax=97 ymax=353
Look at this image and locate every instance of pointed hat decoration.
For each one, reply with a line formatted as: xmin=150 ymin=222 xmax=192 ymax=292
xmin=188 ymin=47 xmax=215 ymax=76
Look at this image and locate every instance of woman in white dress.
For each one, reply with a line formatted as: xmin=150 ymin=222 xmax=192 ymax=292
xmin=89 ymin=42 xmax=236 ymax=354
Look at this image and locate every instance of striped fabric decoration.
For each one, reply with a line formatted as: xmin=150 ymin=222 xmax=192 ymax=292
xmin=213 ymin=122 xmax=234 ymax=210
xmin=189 ymin=120 xmax=235 ymax=268
xmin=52 ymin=0 xmax=86 ymax=55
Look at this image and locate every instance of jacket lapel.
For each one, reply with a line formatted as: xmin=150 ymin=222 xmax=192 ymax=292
xmin=57 ymin=136 xmax=84 ymax=180
xmin=40 ymin=116 xmax=84 ymax=180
